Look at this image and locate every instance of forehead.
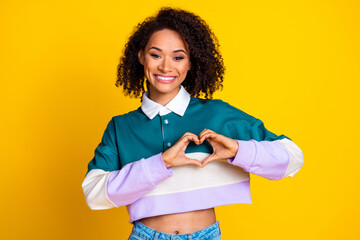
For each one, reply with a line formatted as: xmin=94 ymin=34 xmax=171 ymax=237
xmin=146 ymin=29 xmax=188 ymax=51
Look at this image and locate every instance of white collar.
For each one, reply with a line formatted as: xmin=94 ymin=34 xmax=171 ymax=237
xmin=141 ymin=85 xmax=191 ymax=120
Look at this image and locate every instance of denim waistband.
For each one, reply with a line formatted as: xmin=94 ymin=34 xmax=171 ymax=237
xmin=129 ymin=220 xmax=221 ymax=240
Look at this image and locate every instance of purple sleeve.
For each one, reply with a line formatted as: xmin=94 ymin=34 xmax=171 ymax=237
xmin=228 ymin=140 xmax=290 ymax=180
xmin=106 ymin=153 xmax=173 ymax=206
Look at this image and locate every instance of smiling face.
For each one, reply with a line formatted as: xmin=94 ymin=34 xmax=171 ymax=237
xmin=138 ymin=28 xmax=191 ymax=105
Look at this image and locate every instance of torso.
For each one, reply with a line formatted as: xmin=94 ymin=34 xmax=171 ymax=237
xmin=139 ymin=208 xmax=216 ymax=234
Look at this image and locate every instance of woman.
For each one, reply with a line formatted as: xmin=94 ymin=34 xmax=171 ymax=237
xmin=82 ymin=7 xmax=304 ymax=240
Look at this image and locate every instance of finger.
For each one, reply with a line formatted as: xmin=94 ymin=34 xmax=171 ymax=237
xmin=199 ymin=129 xmax=216 ymax=143
xmin=201 ymin=154 xmax=217 ymax=167
xmin=199 ymin=132 xmax=217 ymax=144
xmin=176 ymin=132 xmax=199 ymax=144
xmin=178 ymin=134 xmax=200 ymax=147
xmin=198 ymin=128 xmax=214 ymax=138
xmin=186 ymin=134 xmax=201 ymax=145
xmin=181 ymin=132 xmax=200 ymax=143
xmin=198 ymin=128 xmax=209 ymax=136
xmin=182 ymin=132 xmax=199 ymax=138
xmin=185 ymin=158 xmax=203 ymax=167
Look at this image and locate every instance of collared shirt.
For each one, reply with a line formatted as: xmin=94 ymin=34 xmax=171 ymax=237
xmin=141 ymin=85 xmax=191 ymax=119
xmin=83 ymin=87 xmax=304 ymax=222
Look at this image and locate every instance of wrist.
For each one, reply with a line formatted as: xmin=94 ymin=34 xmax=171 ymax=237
xmin=161 ymin=152 xmax=171 ymax=168
xmin=231 ymin=140 xmax=239 ymax=158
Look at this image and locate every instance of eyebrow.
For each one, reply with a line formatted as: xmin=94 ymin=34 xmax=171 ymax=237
xmin=148 ymin=46 xmax=187 ymax=55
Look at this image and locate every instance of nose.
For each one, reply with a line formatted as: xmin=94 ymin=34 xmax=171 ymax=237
xmin=158 ymin=57 xmax=172 ymax=72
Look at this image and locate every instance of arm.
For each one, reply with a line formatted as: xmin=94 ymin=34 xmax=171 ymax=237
xmin=82 ymin=153 xmax=172 ymax=209
xmin=82 ymin=120 xmax=203 ymax=210
xmin=81 ymin=118 xmax=173 ymax=210
xmin=229 ymin=138 xmax=304 ymax=180
xmin=232 ymin=118 xmax=304 ymax=180
xmin=199 ymin=120 xmax=304 ymax=180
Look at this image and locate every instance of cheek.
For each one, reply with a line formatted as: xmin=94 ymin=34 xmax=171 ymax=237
xmin=179 ymin=63 xmax=191 ymax=73
xmin=142 ymin=63 xmax=153 ymax=79
xmin=143 ymin=57 xmax=157 ymax=70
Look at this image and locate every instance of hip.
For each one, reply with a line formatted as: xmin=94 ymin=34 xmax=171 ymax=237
xmin=128 ymin=220 xmax=221 ymax=240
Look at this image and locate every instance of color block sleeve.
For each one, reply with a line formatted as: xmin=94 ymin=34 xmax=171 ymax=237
xmin=228 ymin=120 xmax=304 ymax=180
xmin=81 ymin=118 xmax=173 ymax=210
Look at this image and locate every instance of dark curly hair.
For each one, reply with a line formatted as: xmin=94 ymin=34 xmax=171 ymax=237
xmin=116 ymin=7 xmax=225 ymax=99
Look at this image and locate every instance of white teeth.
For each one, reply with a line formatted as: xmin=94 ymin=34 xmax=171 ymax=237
xmin=156 ymin=75 xmax=175 ymax=80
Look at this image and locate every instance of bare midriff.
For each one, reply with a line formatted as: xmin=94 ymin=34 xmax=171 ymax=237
xmin=139 ymin=208 xmax=216 ymax=235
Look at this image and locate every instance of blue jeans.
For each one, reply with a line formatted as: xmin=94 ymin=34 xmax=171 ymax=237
xmin=128 ymin=220 xmax=221 ymax=240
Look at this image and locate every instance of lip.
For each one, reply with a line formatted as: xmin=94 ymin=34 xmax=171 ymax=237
xmin=154 ymin=74 xmax=177 ymax=83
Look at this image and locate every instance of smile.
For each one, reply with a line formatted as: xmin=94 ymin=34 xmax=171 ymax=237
xmin=154 ymin=75 xmax=177 ymax=83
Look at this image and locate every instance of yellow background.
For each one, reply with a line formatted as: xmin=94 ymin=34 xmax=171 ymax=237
xmin=1 ymin=0 xmax=359 ymax=239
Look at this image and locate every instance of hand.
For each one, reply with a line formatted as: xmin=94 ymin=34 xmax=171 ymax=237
xmin=162 ymin=132 xmax=203 ymax=168
xmin=199 ymin=129 xmax=239 ymax=167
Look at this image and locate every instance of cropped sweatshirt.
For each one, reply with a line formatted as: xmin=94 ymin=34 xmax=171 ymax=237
xmin=82 ymin=86 xmax=304 ymax=223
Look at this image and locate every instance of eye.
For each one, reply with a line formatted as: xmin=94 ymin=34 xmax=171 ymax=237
xmin=174 ymin=56 xmax=184 ymax=61
xmin=150 ymin=53 xmax=160 ymax=59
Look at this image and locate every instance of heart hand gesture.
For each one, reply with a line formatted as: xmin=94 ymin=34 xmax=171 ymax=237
xmin=199 ymin=129 xmax=239 ymax=167
xmin=162 ymin=129 xmax=239 ymax=168
xmin=162 ymin=132 xmax=203 ymax=168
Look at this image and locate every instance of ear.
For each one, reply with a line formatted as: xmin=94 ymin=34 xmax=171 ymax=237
xmin=138 ymin=50 xmax=144 ymax=65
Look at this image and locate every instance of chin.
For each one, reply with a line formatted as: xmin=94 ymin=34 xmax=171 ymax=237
xmin=151 ymin=83 xmax=181 ymax=94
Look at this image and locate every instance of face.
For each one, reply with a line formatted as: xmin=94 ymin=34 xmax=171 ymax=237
xmin=138 ymin=28 xmax=191 ymax=104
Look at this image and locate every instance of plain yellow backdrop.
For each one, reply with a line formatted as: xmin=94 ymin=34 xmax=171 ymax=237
xmin=1 ymin=0 xmax=359 ymax=239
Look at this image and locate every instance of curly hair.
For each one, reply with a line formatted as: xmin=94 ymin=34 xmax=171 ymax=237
xmin=116 ymin=7 xmax=225 ymax=99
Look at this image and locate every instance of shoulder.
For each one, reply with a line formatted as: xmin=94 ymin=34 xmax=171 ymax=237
xmin=189 ymin=98 xmax=258 ymax=123
xmin=101 ymin=108 xmax=146 ymax=132
xmin=112 ymin=107 xmax=143 ymax=122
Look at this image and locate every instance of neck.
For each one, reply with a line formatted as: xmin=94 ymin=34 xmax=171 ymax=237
xmin=148 ymin=87 xmax=181 ymax=106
